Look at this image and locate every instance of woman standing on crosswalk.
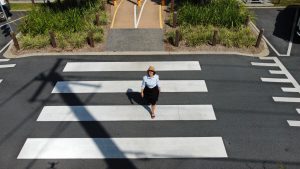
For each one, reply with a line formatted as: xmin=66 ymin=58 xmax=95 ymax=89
xmin=141 ymin=66 xmax=160 ymax=119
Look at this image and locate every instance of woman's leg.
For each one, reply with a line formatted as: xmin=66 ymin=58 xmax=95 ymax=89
xmin=151 ymin=104 xmax=156 ymax=115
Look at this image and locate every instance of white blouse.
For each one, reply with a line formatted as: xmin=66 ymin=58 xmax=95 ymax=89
xmin=141 ymin=74 xmax=160 ymax=89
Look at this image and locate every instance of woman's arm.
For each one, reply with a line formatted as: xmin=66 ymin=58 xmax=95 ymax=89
xmin=141 ymin=76 xmax=146 ymax=97
xmin=156 ymin=75 xmax=160 ymax=92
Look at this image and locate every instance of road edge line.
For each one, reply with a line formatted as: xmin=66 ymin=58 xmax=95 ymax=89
xmin=110 ymin=0 xmax=124 ymax=29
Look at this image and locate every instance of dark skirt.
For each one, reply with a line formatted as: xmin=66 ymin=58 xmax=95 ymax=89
xmin=144 ymin=85 xmax=159 ymax=105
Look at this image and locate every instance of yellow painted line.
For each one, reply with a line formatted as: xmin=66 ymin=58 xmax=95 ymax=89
xmin=110 ymin=0 xmax=124 ymax=29
xmin=159 ymin=5 xmax=162 ymax=29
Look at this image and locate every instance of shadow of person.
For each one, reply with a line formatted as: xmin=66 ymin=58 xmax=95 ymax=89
xmin=126 ymin=88 xmax=152 ymax=115
xmin=273 ymin=5 xmax=300 ymax=44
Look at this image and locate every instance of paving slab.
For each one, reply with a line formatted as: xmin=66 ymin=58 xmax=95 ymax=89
xmin=106 ymin=29 xmax=164 ymax=51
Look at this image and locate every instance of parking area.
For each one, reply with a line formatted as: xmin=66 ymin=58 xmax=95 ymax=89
xmin=252 ymin=6 xmax=300 ymax=57
xmin=0 ymin=11 xmax=26 ymax=56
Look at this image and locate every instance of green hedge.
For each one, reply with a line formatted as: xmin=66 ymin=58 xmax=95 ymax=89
xmin=177 ymin=0 xmax=251 ymax=28
xmin=18 ymin=0 xmax=106 ymax=49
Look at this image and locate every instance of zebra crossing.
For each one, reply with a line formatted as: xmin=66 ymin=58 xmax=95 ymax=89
xmin=251 ymin=57 xmax=300 ymax=127
xmin=17 ymin=61 xmax=228 ymax=159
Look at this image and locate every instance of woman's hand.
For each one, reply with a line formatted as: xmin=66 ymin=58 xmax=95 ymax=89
xmin=141 ymin=92 xmax=144 ymax=98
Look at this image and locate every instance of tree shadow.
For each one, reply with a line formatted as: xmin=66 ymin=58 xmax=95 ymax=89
xmin=23 ymin=58 xmax=139 ymax=169
xmin=273 ymin=5 xmax=300 ymax=44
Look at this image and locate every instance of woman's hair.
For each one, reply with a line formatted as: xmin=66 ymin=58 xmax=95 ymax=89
xmin=147 ymin=70 xmax=156 ymax=76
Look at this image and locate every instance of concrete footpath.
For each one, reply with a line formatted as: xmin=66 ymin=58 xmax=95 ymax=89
xmin=108 ymin=0 xmax=163 ymax=51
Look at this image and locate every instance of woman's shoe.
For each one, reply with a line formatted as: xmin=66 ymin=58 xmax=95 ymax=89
xmin=151 ymin=113 xmax=155 ymax=119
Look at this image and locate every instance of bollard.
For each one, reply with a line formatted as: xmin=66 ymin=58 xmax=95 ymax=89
xmin=10 ymin=32 xmax=20 ymax=50
xmin=88 ymin=32 xmax=95 ymax=47
xmin=175 ymin=29 xmax=180 ymax=47
xmin=49 ymin=31 xmax=57 ymax=48
xmin=161 ymin=0 xmax=165 ymax=6
xmin=255 ymin=28 xmax=264 ymax=48
xmin=212 ymin=29 xmax=218 ymax=46
xmin=171 ymin=0 xmax=174 ymax=12
xmin=245 ymin=15 xmax=250 ymax=26
xmin=173 ymin=11 xmax=177 ymax=28
xmin=137 ymin=0 xmax=141 ymax=7
xmin=95 ymin=13 xmax=100 ymax=26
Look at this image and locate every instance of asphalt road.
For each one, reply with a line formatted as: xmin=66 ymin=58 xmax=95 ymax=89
xmin=0 ymin=11 xmax=27 ymax=55
xmin=0 ymin=55 xmax=299 ymax=169
xmin=252 ymin=7 xmax=300 ymax=56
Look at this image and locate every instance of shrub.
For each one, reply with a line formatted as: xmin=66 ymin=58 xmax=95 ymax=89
xmin=17 ymin=0 xmax=106 ymax=49
xmin=167 ymin=25 xmax=257 ymax=47
xmin=67 ymin=32 xmax=86 ymax=48
xmin=177 ymin=0 xmax=250 ymax=28
xmin=19 ymin=34 xmax=49 ymax=49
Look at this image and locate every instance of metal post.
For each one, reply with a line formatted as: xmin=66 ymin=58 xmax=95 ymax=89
xmin=255 ymin=28 xmax=264 ymax=48
xmin=49 ymin=31 xmax=57 ymax=48
xmin=171 ymin=0 xmax=174 ymax=12
xmin=245 ymin=15 xmax=250 ymax=26
xmin=212 ymin=30 xmax=218 ymax=46
xmin=173 ymin=11 xmax=177 ymax=28
xmin=88 ymin=32 xmax=94 ymax=47
xmin=95 ymin=13 xmax=100 ymax=26
xmin=175 ymin=29 xmax=180 ymax=47
xmin=10 ymin=32 xmax=20 ymax=50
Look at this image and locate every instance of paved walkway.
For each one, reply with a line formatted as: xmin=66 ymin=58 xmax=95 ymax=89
xmin=106 ymin=29 xmax=164 ymax=51
xmin=111 ymin=0 xmax=162 ymax=29
xmin=107 ymin=0 xmax=163 ymax=51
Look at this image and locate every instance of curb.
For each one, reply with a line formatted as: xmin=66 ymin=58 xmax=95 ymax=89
xmin=3 ymin=23 xmax=269 ymax=58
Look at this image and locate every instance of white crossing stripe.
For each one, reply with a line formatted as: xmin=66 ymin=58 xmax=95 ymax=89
xmin=51 ymin=80 xmax=208 ymax=93
xmin=0 ymin=59 xmax=10 ymax=62
xmin=37 ymin=105 xmax=216 ymax=121
xmin=259 ymin=57 xmax=276 ymax=60
xmin=261 ymin=78 xmax=291 ymax=83
xmin=281 ymin=87 xmax=300 ymax=93
xmin=0 ymin=79 xmax=2 ymax=83
xmin=297 ymin=109 xmax=300 ymax=114
xmin=269 ymin=70 xmax=285 ymax=75
xmin=0 ymin=64 xmax=16 ymax=68
xmin=63 ymin=61 xmax=201 ymax=72
xmin=273 ymin=97 xmax=300 ymax=103
xmin=251 ymin=62 xmax=277 ymax=67
xmin=17 ymin=137 xmax=228 ymax=159
xmin=287 ymin=120 xmax=300 ymax=127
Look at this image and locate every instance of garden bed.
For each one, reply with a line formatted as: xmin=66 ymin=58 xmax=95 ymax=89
xmin=164 ymin=0 xmax=268 ymax=55
xmin=11 ymin=0 xmax=108 ymax=55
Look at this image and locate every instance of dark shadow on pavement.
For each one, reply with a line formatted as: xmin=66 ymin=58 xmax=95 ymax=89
xmin=273 ymin=5 xmax=300 ymax=44
xmin=24 ymin=58 xmax=139 ymax=169
xmin=126 ymin=88 xmax=152 ymax=115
